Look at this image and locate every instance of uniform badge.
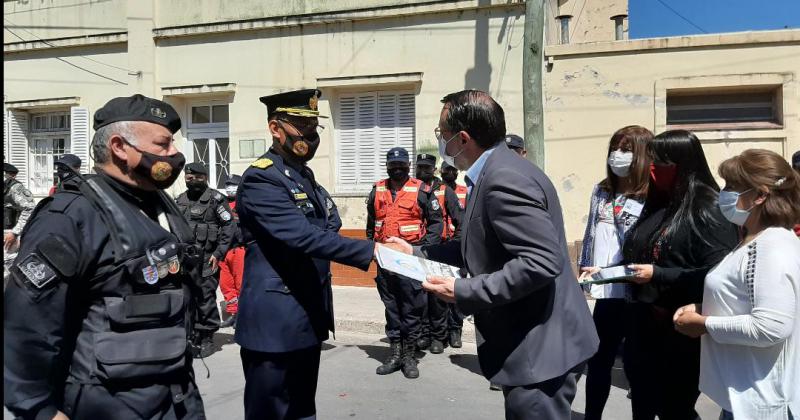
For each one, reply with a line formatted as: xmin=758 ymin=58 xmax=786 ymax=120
xmin=17 ymin=254 xmax=57 ymax=289
xmin=431 ymin=199 xmax=440 ymax=211
xmin=142 ymin=265 xmax=159 ymax=284
xmin=151 ymin=161 xmax=172 ymax=181
xmin=251 ymin=158 xmax=273 ymax=169
xmin=217 ymin=206 xmax=232 ymax=221
xmin=292 ymin=141 xmax=309 ymax=157
xmin=309 ymin=93 xmax=319 ymax=111
xmin=157 ymin=263 xmax=169 ymax=279
xmin=285 ymin=169 xmax=292 ymax=178
xmin=167 ymin=256 xmax=181 ymax=274
xmin=150 ymin=107 xmax=167 ymax=118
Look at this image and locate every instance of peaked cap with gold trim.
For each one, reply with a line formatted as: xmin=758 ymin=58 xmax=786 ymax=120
xmin=259 ymin=88 xmax=328 ymax=119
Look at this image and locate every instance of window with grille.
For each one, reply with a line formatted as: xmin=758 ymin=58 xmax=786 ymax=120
xmin=187 ymin=102 xmax=231 ymax=189
xmin=666 ymin=86 xmax=782 ymax=129
xmin=335 ymin=91 xmax=415 ymax=193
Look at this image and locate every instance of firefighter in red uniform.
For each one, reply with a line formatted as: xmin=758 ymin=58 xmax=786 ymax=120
xmin=414 ymin=154 xmax=465 ymax=354
xmin=440 ymin=160 xmax=469 ymax=348
xmin=366 ymin=147 xmax=443 ymax=379
xmin=219 ymin=174 xmax=244 ymax=328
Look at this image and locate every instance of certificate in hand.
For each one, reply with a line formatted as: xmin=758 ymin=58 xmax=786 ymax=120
xmin=375 ymin=244 xmax=460 ymax=283
xmin=579 ymin=265 xmax=635 ymax=286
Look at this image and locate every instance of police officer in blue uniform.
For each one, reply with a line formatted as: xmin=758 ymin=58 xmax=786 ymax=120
xmin=4 ymin=94 xmax=207 ymax=420
xmin=235 ymin=89 xmax=376 ymax=420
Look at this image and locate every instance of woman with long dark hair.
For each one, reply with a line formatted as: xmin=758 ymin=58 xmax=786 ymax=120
xmin=622 ymin=130 xmax=738 ymax=419
xmin=578 ymin=125 xmax=652 ymax=420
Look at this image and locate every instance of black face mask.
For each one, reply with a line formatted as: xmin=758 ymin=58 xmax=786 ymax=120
xmin=278 ymin=121 xmax=320 ymax=162
xmin=441 ymin=172 xmax=457 ymax=184
xmin=387 ymin=168 xmax=409 ymax=182
xmin=186 ymin=179 xmax=207 ymax=193
xmin=126 ymin=141 xmax=186 ymax=190
xmin=415 ymin=167 xmax=435 ymax=183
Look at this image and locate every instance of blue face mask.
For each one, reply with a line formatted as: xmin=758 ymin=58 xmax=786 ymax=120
xmin=718 ymin=189 xmax=753 ymax=226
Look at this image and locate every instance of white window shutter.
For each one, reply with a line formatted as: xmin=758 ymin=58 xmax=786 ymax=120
xmin=3 ymin=109 xmax=9 ymax=162
xmin=335 ymin=90 xmax=415 ymax=193
xmin=70 ymin=107 xmax=90 ymax=173
xmin=7 ymin=110 xmax=29 ymax=187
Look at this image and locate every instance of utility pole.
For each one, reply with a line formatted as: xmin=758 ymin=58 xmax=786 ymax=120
xmin=522 ymin=0 xmax=545 ymax=168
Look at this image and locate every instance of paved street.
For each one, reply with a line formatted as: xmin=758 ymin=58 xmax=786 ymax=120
xmin=193 ymin=329 xmax=719 ymax=420
xmin=3 ymin=328 xmax=720 ymax=419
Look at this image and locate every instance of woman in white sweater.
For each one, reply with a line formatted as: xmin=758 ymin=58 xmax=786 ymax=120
xmin=673 ymin=149 xmax=800 ymax=420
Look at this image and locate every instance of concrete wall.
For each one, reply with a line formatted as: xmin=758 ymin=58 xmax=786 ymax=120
xmin=156 ymin=4 xmax=527 ymax=228
xmin=3 ymin=0 xmax=126 ymax=41
xmin=543 ymin=29 xmax=800 ymax=241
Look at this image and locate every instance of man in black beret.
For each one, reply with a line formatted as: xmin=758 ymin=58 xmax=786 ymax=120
xmin=5 ymin=94 xmax=209 ymax=420
xmin=505 ymin=133 xmax=527 ymax=157
xmin=49 ymin=153 xmax=83 ymax=196
xmin=175 ymin=162 xmax=234 ymax=357
xmin=235 ymin=89 xmax=379 ymax=419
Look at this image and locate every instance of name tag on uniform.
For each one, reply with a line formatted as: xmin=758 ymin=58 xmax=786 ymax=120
xmin=294 ymin=193 xmax=308 ymax=200
xmin=402 ymin=186 xmax=418 ymax=193
xmin=622 ymin=200 xmax=643 ymax=217
xmin=434 ymin=190 xmax=445 ymax=196
xmin=376 ymin=186 xmax=387 ymax=192
xmin=399 ymin=225 xmax=420 ymax=232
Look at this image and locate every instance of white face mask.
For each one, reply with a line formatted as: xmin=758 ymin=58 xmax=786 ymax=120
xmin=437 ymin=131 xmax=464 ymax=169
xmin=225 ymin=185 xmax=238 ymax=197
xmin=608 ymin=150 xmax=633 ymax=177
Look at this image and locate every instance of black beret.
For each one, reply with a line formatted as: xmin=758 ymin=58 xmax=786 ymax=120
xmin=416 ymin=153 xmax=437 ymax=166
xmin=93 ymin=94 xmax=181 ymax=134
xmin=504 ymin=134 xmax=525 ymax=150
xmin=386 ymin=147 xmax=409 ymax=163
xmin=441 ymin=161 xmax=456 ymax=170
xmin=259 ymin=89 xmax=328 ymax=119
xmin=55 ymin=154 xmax=82 ymax=169
xmin=4 ymin=162 xmax=19 ymax=174
xmin=184 ymin=162 xmax=208 ymax=175
xmin=224 ymin=174 xmax=242 ymax=186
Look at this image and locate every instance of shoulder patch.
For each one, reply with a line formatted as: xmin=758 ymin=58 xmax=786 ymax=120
xmin=431 ymin=199 xmax=440 ymax=211
xmin=16 ymin=253 xmax=58 ymax=289
xmin=251 ymin=158 xmax=274 ymax=169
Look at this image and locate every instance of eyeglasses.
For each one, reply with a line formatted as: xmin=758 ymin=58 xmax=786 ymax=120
xmin=434 ymin=126 xmax=458 ymax=143
xmin=277 ymin=119 xmax=326 ymax=137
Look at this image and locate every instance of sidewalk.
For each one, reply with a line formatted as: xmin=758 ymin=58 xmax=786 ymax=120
xmin=332 ymin=285 xmax=597 ymax=343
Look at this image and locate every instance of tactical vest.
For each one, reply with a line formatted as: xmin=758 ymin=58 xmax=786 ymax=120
xmin=373 ymin=178 xmax=426 ymax=243
xmin=176 ymin=189 xmax=225 ymax=255
xmin=438 ymin=183 xmax=468 ymax=240
xmin=67 ymin=176 xmax=202 ymax=387
xmin=4 ymin=178 xmax=21 ymax=229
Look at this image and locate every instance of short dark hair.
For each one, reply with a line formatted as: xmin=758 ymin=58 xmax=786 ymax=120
xmin=440 ymin=90 xmax=506 ymax=149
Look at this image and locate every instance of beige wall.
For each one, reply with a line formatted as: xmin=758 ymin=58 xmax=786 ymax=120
xmin=545 ymin=0 xmax=627 ymax=45
xmin=544 ymin=30 xmax=800 ymax=241
xmin=3 ymin=0 xmax=126 ymax=42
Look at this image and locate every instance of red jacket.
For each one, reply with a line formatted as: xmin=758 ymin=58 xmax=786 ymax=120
xmin=437 ymin=183 xmax=467 ymax=240
xmin=219 ymin=200 xmax=244 ymax=314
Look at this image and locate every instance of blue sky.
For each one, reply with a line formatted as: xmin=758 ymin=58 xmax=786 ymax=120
xmin=629 ymin=0 xmax=800 ymax=39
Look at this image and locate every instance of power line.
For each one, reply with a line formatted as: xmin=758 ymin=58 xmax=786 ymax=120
xmin=4 ymin=18 xmax=137 ymax=73
xmin=654 ymin=0 xmax=709 ymax=34
xmin=569 ymin=0 xmax=588 ymax=40
xmin=4 ymin=26 xmax=127 ymax=85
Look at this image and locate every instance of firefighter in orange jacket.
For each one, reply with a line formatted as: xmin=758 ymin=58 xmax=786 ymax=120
xmin=366 ymin=147 xmax=443 ymax=379
xmin=414 ymin=154 xmax=465 ymax=354
xmin=219 ymin=174 xmax=244 ymax=328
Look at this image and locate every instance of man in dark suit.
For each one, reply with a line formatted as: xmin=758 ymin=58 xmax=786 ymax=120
xmin=235 ymin=89 xmax=376 ymax=420
xmin=388 ymin=90 xmax=599 ymax=419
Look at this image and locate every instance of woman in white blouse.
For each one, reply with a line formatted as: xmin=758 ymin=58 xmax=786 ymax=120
xmin=673 ymin=149 xmax=800 ymax=420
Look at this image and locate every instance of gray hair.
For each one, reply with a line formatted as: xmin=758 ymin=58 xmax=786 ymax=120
xmin=91 ymin=121 xmax=137 ymax=163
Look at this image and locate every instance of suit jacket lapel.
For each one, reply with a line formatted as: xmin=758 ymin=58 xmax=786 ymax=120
xmin=461 ymin=146 xmax=500 ymax=266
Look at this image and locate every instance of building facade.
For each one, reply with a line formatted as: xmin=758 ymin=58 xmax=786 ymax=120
xmin=4 ymin=0 xmax=799 ymax=285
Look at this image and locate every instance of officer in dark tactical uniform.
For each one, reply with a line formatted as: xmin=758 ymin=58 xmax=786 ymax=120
xmin=414 ymin=153 xmax=462 ymax=354
xmin=175 ymin=162 xmax=234 ymax=358
xmin=366 ymin=147 xmax=443 ymax=379
xmin=236 ymin=89 xmax=376 ymax=419
xmin=4 ymin=94 xmax=207 ymax=420
xmin=50 ymin=153 xmax=83 ymax=195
